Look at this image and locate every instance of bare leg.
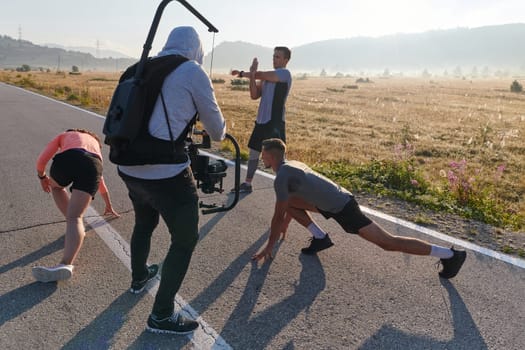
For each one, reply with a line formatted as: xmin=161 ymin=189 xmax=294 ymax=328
xmin=358 ymin=222 xmax=431 ymax=255
xmin=286 ymin=196 xmax=318 ymax=227
xmin=50 ymin=179 xmax=69 ymax=217
xmin=60 ymin=189 xmax=92 ymax=265
xmin=245 ymin=149 xmax=260 ymax=183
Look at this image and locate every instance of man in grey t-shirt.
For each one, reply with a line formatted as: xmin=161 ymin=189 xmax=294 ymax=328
xmin=252 ymin=138 xmax=467 ymax=280
xmin=231 ymin=46 xmax=292 ymax=193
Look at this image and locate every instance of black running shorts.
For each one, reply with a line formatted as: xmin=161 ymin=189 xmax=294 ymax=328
xmin=50 ymin=149 xmax=102 ymax=196
xmin=317 ymin=197 xmax=372 ymax=234
xmin=248 ymin=121 xmax=286 ymax=152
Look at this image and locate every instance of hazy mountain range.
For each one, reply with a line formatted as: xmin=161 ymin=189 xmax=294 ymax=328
xmin=0 ymin=35 xmax=136 ymax=71
xmin=1 ymin=23 xmax=525 ymax=75
xmin=43 ymin=43 xmax=133 ymax=59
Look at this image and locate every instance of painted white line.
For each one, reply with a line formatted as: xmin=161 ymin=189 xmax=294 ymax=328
xmin=9 ymin=83 xmax=524 ymax=269
xmin=85 ymin=206 xmax=232 ymax=349
xmin=360 ymin=206 xmax=525 ymax=269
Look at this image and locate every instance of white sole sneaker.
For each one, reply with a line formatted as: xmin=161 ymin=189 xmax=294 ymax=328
xmin=32 ymin=264 xmax=74 ymax=282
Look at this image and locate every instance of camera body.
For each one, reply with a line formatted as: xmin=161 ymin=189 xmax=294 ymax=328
xmin=187 ymin=131 xmax=228 ymax=194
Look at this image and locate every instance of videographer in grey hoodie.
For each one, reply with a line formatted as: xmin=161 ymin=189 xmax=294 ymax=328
xmin=118 ymin=26 xmax=226 ymax=335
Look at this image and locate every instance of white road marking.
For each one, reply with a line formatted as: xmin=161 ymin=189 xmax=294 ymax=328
xmin=85 ymin=207 xmax=232 ymax=350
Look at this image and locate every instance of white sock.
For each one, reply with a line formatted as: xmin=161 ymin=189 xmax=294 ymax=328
xmin=430 ymin=245 xmax=453 ymax=259
xmin=307 ymin=222 xmax=326 ymax=239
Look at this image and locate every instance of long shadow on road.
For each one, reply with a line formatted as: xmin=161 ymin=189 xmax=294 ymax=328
xmin=62 ymin=291 xmax=188 ymax=350
xmin=0 ymin=235 xmax=63 ymax=275
xmin=188 ymin=223 xmax=326 ymax=348
xmin=0 ymin=282 xmax=57 ymax=327
xmin=219 ymin=253 xmax=326 ymax=349
xmin=358 ymin=279 xmax=488 ymax=350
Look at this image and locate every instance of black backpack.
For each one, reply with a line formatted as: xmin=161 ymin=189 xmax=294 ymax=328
xmin=103 ymin=54 xmax=194 ymax=165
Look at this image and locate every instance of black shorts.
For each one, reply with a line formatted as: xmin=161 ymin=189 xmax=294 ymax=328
xmin=50 ymin=149 xmax=102 ymax=196
xmin=317 ymin=197 xmax=372 ymax=234
xmin=247 ymin=121 xmax=286 ymax=152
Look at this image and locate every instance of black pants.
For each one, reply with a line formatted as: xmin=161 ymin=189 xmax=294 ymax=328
xmin=120 ymin=168 xmax=199 ymax=318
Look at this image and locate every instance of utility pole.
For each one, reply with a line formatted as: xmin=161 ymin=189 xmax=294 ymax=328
xmin=18 ymin=25 xmax=22 ymax=47
xmin=96 ymin=40 xmax=100 ymax=58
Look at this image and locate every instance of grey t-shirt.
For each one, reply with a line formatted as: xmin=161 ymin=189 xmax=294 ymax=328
xmin=256 ymin=68 xmax=292 ymax=124
xmin=274 ymin=160 xmax=352 ymax=213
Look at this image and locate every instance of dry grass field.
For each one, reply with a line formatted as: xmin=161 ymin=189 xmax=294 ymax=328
xmin=1 ymin=70 xmax=524 ymax=242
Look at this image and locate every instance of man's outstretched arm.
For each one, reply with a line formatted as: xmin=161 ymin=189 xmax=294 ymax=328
xmin=252 ymin=200 xmax=288 ymax=262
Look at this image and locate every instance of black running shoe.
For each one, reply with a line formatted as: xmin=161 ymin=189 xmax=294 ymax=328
xmin=301 ymin=234 xmax=334 ymax=255
xmin=439 ymin=247 xmax=466 ymax=279
xmin=147 ymin=313 xmax=199 ymax=335
xmin=230 ymin=182 xmax=253 ymax=194
xmin=130 ymin=264 xmax=159 ymax=294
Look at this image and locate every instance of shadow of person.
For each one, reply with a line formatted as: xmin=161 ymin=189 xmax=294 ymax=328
xmin=0 ymin=235 xmax=64 ymax=275
xmin=62 ymin=291 xmax=150 ymax=350
xmin=358 ymin=279 xmax=488 ymax=350
xmin=197 ymin=210 xmax=228 ymax=241
xmin=0 ymin=282 xmax=57 ymax=327
xmin=218 ymin=253 xmax=326 ymax=348
xmin=127 ymin=328 xmax=192 ymax=350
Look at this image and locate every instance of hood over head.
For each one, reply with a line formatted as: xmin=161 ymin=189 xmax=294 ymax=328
xmin=158 ymin=26 xmax=204 ymax=64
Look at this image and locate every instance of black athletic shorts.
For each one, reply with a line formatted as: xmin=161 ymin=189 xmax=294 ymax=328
xmin=50 ymin=149 xmax=102 ymax=196
xmin=317 ymin=196 xmax=372 ymax=234
xmin=247 ymin=121 xmax=286 ymax=152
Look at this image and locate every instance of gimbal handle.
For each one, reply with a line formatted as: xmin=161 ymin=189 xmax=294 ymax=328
xmin=201 ymin=133 xmax=241 ymax=215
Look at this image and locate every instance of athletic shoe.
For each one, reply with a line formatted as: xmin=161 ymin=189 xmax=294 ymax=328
xmin=147 ymin=313 xmax=199 ymax=335
xmin=301 ymin=234 xmax=334 ymax=255
xmin=32 ymin=264 xmax=73 ymax=282
xmin=231 ymin=182 xmax=252 ymax=194
xmin=130 ymin=264 xmax=159 ymax=294
xmin=439 ymin=247 xmax=467 ymax=279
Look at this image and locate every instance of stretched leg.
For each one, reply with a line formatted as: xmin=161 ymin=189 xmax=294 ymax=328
xmin=357 ymin=220 xmax=466 ymax=278
xmin=358 ymin=222 xmax=432 ymax=255
xmin=61 ymin=189 xmax=92 ymax=265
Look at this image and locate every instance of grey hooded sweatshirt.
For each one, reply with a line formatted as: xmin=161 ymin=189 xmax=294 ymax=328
xmin=119 ymin=26 xmax=226 ymax=180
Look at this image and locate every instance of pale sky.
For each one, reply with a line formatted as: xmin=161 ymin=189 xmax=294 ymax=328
xmin=1 ymin=0 xmax=524 ymax=58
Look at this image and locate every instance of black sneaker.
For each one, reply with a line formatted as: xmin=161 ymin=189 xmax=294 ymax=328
xmin=231 ymin=182 xmax=252 ymax=193
xmin=301 ymin=234 xmax=334 ymax=255
xmin=147 ymin=313 xmax=199 ymax=335
xmin=130 ymin=264 xmax=159 ymax=294
xmin=439 ymin=247 xmax=467 ymax=279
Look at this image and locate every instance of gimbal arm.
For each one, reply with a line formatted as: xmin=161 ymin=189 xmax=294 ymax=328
xmin=135 ymin=0 xmax=219 ymax=79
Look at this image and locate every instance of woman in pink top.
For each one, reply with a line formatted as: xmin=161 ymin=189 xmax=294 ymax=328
xmin=33 ymin=128 xmax=119 ymax=282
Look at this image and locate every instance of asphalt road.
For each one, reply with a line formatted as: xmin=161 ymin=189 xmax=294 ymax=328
xmin=1 ymin=83 xmax=524 ymax=350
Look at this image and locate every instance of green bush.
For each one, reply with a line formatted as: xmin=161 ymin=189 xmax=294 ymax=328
xmin=16 ymin=64 xmax=31 ymax=72
xmin=510 ymin=80 xmax=522 ymax=92
xmin=230 ymin=85 xmax=249 ymax=91
xmin=67 ymin=93 xmax=79 ymax=101
xmin=230 ymin=78 xmax=249 ymax=86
